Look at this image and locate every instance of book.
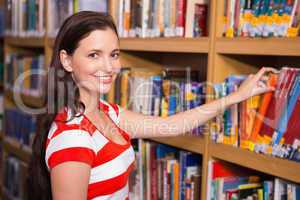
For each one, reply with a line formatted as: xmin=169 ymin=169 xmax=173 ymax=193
xmin=211 ymin=67 xmax=300 ymax=162
xmin=223 ymin=0 xmax=300 ymax=37
xmin=5 ymin=0 xmax=45 ymax=37
xmin=129 ymin=139 xmax=201 ymax=200
xmin=207 ymin=159 xmax=300 ymax=200
xmin=112 ymin=0 xmax=209 ymax=38
xmin=250 ymin=73 xmax=278 ymax=144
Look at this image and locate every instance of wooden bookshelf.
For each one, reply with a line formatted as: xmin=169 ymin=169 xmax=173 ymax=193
xmin=119 ymin=37 xmax=210 ymax=53
xmin=150 ymin=135 xmax=205 ymax=154
xmin=215 ymin=37 xmax=300 ymax=56
xmin=209 ymin=142 xmax=300 ymax=184
xmin=1 ymin=187 xmax=12 ymax=200
xmin=5 ymin=36 xmax=45 ymax=48
xmin=2 ymin=137 xmax=32 ymax=163
xmin=5 ymin=89 xmax=44 ymax=108
xmin=48 ymin=37 xmax=210 ymax=53
xmin=2 ymin=0 xmax=300 ymax=199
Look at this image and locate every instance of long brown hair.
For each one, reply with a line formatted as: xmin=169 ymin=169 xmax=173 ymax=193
xmin=28 ymin=11 xmax=118 ymax=200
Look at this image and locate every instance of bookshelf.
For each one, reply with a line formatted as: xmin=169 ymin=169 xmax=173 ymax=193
xmin=150 ymin=135 xmax=206 ymax=154
xmin=5 ymin=89 xmax=44 ymax=108
xmin=2 ymin=137 xmax=31 ymax=163
xmin=5 ymin=36 xmax=45 ymax=48
xmin=119 ymin=37 xmax=210 ymax=53
xmin=48 ymin=37 xmax=210 ymax=53
xmin=215 ymin=37 xmax=300 ymax=56
xmin=209 ymin=141 xmax=300 ymax=184
xmin=1 ymin=0 xmax=300 ymax=199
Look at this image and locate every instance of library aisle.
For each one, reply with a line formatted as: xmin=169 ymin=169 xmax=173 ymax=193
xmin=1 ymin=0 xmax=300 ymax=200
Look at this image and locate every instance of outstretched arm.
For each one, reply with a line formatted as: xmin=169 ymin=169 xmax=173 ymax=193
xmin=119 ymin=67 xmax=278 ymax=139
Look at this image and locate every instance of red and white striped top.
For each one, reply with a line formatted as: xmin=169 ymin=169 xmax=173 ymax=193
xmin=45 ymin=99 xmax=135 ymax=200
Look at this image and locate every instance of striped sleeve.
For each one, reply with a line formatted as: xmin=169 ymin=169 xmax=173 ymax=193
xmin=45 ymin=128 xmax=96 ymax=170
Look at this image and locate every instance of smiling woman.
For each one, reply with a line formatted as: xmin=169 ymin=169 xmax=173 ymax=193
xmin=28 ymin=11 xmax=134 ymax=200
xmin=28 ymin=11 xmax=277 ymax=200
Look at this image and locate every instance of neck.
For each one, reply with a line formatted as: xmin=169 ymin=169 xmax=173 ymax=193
xmin=79 ymin=88 xmax=100 ymax=115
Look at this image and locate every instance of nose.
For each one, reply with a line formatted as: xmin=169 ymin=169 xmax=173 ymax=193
xmin=103 ymin=56 xmax=113 ymax=73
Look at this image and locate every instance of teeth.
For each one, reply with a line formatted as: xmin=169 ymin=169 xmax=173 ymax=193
xmin=100 ymin=77 xmax=111 ymax=80
xmin=94 ymin=75 xmax=112 ymax=81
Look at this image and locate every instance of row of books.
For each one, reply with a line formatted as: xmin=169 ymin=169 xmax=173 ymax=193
xmin=207 ymin=160 xmax=300 ymax=200
xmin=0 ymin=94 xmax=3 ymax=130
xmin=210 ymin=67 xmax=300 ymax=162
xmin=47 ymin=0 xmax=108 ymax=37
xmin=3 ymin=154 xmax=28 ymax=200
xmin=4 ymin=0 xmax=45 ymax=37
xmin=0 ymin=6 xmax=4 ymax=37
xmin=112 ymin=0 xmax=208 ymax=38
xmin=0 ymin=143 xmax=2 ymax=190
xmin=5 ymin=53 xmax=45 ymax=97
xmin=129 ymin=139 xmax=202 ymax=200
xmin=4 ymin=108 xmax=36 ymax=147
xmin=0 ymin=42 xmax=4 ymax=82
xmin=223 ymin=0 xmax=300 ymax=38
xmin=103 ymin=67 xmax=206 ymax=135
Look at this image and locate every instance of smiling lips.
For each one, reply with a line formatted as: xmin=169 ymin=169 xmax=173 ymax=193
xmin=93 ymin=74 xmax=113 ymax=84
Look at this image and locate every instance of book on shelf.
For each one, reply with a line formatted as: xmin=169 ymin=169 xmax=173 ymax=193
xmin=4 ymin=107 xmax=37 ymax=147
xmin=0 ymin=40 xmax=3 ymax=82
xmin=0 ymin=94 xmax=3 ymax=130
xmin=47 ymin=0 xmax=108 ymax=37
xmin=129 ymin=139 xmax=202 ymax=200
xmin=223 ymin=0 xmax=300 ymax=38
xmin=4 ymin=0 xmax=45 ymax=37
xmin=4 ymin=52 xmax=45 ymax=97
xmin=210 ymin=67 xmax=300 ymax=163
xmin=207 ymin=159 xmax=300 ymax=200
xmin=0 ymin=5 xmax=4 ymax=37
xmin=112 ymin=0 xmax=209 ymax=38
xmin=103 ymin=66 xmax=206 ymax=136
xmin=0 ymin=143 xmax=2 ymax=188
xmin=3 ymin=154 xmax=28 ymax=200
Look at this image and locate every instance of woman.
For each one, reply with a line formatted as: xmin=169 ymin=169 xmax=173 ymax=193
xmin=28 ymin=11 xmax=276 ymax=200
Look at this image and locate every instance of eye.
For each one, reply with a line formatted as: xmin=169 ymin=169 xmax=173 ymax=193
xmin=88 ymin=52 xmax=99 ymax=58
xmin=111 ymin=52 xmax=120 ymax=60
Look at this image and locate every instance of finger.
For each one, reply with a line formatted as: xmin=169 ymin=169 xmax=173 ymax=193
xmin=260 ymin=75 xmax=269 ymax=82
xmin=247 ymin=74 xmax=254 ymax=80
xmin=257 ymin=81 xmax=266 ymax=88
xmin=262 ymin=67 xmax=279 ymax=74
xmin=254 ymin=67 xmax=279 ymax=81
xmin=253 ymin=87 xmax=274 ymax=96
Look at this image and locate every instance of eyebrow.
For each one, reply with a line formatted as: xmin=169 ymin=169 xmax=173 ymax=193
xmin=89 ymin=48 xmax=120 ymax=53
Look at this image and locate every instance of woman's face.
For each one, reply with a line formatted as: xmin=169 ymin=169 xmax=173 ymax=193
xmin=61 ymin=28 xmax=121 ymax=96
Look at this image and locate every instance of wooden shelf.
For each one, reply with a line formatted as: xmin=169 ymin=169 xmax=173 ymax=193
xmin=48 ymin=37 xmax=55 ymax=47
xmin=1 ymin=186 xmax=20 ymax=200
xmin=5 ymin=89 xmax=44 ymax=108
xmin=216 ymin=37 xmax=300 ymax=56
xmin=5 ymin=36 xmax=44 ymax=48
xmin=209 ymin=142 xmax=300 ymax=184
xmin=3 ymin=137 xmax=32 ymax=163
xmin=2 ymin=187 xmax=11 ymax=200
xmin=150 ymin=135 xmax=205 ymax=154
xmin=1 ymin=187 xmax=12 ymax=200
xmin=49 ymin=37 xmax=210 ymax=53
xmin=119 ymin=37 xmax=209 ymax=53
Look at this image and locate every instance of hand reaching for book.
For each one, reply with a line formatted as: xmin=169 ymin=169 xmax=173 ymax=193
xmin=235 ymin=67 xmax=279 ymax=102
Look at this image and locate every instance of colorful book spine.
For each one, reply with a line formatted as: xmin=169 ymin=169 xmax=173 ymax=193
xmin=211 ymin=67 xmax=300 ymax=162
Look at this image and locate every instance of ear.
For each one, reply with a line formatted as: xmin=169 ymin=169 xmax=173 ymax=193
xmin=60 ymin=50 xmax=73 ymax=72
